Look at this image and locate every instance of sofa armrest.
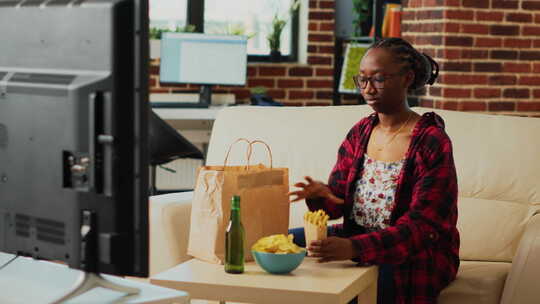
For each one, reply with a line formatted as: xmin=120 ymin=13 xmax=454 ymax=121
xmin=500 ymin=212 xmax=540 ymax=304
xmin=149 ymin=191 xmax=194 ymax=276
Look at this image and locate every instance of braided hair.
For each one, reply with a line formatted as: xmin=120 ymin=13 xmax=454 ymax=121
xmin=368 ymin=37 xmax=439 ymax=93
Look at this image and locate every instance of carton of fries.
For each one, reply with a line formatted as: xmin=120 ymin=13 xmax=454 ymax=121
xmin=303 ymin=210 xmax=329 ymax=255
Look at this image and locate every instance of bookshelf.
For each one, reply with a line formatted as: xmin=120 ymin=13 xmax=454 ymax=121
xmin=333 ymin=0 xmax=402 ymax=105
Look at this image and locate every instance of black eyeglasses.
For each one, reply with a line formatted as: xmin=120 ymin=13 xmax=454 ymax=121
xmin=352 ymin=73 xmax=403 ymax=90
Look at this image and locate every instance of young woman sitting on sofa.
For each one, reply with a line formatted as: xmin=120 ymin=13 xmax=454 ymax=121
xmin=288 ymin=37 xmax=459 ymax=304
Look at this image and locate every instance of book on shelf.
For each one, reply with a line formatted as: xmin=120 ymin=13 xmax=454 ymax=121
xmin=382 ymin=3 xmax=402 ymax=38
xmin=368 ymin=3 xmax=402 ymax=38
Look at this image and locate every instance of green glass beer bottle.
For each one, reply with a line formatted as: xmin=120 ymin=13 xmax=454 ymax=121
xmin=225 ymin=195 xmax=245 ymax=274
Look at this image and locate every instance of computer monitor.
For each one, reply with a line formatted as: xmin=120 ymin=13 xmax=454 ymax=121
xmin=157 ymin=33 xmax=248 ymax=108
xmin=0 ymin=0 xmax=149 ymax=279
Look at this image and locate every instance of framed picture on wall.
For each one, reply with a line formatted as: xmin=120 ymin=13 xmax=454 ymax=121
xmin=338 ymin=43 xmax=370 ymax=94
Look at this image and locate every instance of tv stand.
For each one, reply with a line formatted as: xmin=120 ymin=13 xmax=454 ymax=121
xmin=49 ymin=209 xmax=140 ymax=303
xmin=50 ymin=272 xmax=140 ymax=304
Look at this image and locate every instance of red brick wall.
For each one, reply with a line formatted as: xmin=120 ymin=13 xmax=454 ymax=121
xmin=149 ymin=0 xmax=336 ymax=106
xmin=402 ymin=0 xmax=540 ymax=117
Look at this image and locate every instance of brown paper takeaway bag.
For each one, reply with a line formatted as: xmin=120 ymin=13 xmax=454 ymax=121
xmin=187 ymin=139 xmax=290 ymax=264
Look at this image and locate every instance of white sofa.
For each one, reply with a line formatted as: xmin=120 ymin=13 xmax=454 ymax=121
xmin=149 ymin=105 xmax=540 ymax=304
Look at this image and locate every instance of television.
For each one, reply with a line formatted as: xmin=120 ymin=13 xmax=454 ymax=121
xmin=0 ymin=0 xmax=149 ymax=283
xmin=156 ymin=32 xmax=248 ymax=108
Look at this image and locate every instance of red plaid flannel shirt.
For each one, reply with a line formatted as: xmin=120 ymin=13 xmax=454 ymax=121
xmin=307 ymin=112 xmax=460 ymax=304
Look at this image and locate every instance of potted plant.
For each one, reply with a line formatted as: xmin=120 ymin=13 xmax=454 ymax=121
xmin=250 ymin=86 xmax=268 ymax=104
xmin=224 ymin=23 xmax=256 ymax=39
xmin=352 ymin=0 xmax=372 ymax=37
xmin=249 ymin=86 xmax=283 ymax=106
xmin=149 ymin=25 xmax=196 ymax=59
xmin=266 ymin=0 xmax=300 ymax=61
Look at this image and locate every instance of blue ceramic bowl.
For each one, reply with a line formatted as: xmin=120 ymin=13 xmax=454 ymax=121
xmin=252 ymin=250 xmax=306 ymax=274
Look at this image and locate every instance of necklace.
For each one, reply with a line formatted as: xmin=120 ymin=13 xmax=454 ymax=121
xmin=376 ymin=112 xmax=413 ymax=151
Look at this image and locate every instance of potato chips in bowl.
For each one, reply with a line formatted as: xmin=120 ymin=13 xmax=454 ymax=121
xmin=251 ymin=234 xmax=305 ymax=274
xmin=251 ymin=234 xmax=303 ymax=254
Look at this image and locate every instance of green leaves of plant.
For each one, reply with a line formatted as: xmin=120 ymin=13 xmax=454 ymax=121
xmin=149 ymin=24 xmax=196 ymax=40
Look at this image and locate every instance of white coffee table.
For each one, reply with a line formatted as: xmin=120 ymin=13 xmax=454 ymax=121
xmin=151 ymin=257 xmax=378 ymax=304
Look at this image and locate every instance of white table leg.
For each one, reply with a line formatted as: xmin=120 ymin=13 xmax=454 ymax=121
xmin=356 ymin=280 xmax=377 ymax=304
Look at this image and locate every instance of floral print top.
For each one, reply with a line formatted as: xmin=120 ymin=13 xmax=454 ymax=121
xmin=352 ymin=153 xmax=405 ymax=231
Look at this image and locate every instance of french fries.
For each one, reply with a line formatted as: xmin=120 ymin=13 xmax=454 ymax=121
xmin=304 ymin=210 xmax=328 ymax=254
xmin=252 ymin=234 xmax=303 ymax=254
xmin=304 ymin=209 xmax=330 ymax=228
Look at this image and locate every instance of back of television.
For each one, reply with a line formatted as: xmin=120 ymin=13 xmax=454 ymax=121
xmin=0 ymin=0 xmax=122 ymax=269
xmin=0 ymin=0 xmax=151 ymax=301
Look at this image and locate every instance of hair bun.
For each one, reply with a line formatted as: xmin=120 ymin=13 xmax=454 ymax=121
xmin=422 ymin=53 xmax=439 ymax=85
xmin=369 ymin=38 xmax=440 ymax=93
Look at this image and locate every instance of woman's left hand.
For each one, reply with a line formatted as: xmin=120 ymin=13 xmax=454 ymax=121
xmin=308 ymin=237 xmax=357 ymax=262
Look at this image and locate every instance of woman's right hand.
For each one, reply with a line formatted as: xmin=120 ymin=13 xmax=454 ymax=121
xmin=288 ymin=176 xmax=344 ymax=204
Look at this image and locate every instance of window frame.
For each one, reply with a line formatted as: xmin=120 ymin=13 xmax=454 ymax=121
xmin=187 ymin=0 xmax=299 ymax=63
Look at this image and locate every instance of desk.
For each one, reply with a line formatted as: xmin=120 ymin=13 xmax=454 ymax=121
xmin=0 ymin=253 xmax=189 ymax=304
xmin=150 ymin=257 xmax=378 ymax=304
xmin=152 ymin=106 xmax=224 ymax=140
xmin=150 ymin=91 xmax=230 ymax=131
xmin=152 ymin=107 xmax=223 ymax=121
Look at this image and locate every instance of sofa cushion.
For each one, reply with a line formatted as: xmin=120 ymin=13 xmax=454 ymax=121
xmin=415 ymin=108 xmax=540 ymax=262
xmin=457 ymin=197 xmax=534 ymax=262
xmin=439 ymin=261 xmax=510 ymax=304
xmin=414 ymin=108 xmax=540 ymax=207
xmin=149 ymin=192 xmax=194 ymax=275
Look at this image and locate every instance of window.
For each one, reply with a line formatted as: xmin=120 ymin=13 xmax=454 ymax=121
xmin=203 ymin=0 xmax=298 ymax=60
xmin=150 ymin=0 xmax=299 ymax=62
xmin=149 ymin=0 xmax=187 ymax=30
